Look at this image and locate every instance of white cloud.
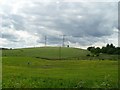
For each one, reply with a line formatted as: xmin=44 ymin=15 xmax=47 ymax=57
xmin=64 ymin=0 xmax=119 ymax=2
xmin=1 ymin=27 xmax=41 ymax=48
xmin=0 ymin=0 xmax=118 ymax=49
xmin=0 ymin=38 xmax=8 ymax=47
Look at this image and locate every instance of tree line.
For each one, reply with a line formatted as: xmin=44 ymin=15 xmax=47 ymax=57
xmin=87 ymin=44 xmax=120 ymax=55
xmin=0 ymin=48 xmax=12 ymax=50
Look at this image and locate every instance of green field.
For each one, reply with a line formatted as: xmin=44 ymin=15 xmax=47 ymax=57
xmin=2 ymin=47 xmax=119 ymax=88
xmin=2 ymin=47 xmax=118 ymax=60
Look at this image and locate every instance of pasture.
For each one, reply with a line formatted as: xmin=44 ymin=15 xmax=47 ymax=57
xmin=2 ymin=47 xmax=119 ymax=88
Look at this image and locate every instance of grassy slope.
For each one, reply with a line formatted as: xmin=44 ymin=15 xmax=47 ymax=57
xmin=2 ymin=57 xmax=118 ymax=88
xmin=2 ymin=47 xmax=119 ymax=88
xmin=2 ymin=47 xmax=90 ymax=59
xmin=2 ymin=47 xmax=118 ymax=60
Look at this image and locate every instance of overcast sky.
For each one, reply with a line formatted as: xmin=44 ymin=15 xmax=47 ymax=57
xmin=0 ymin=0 xmax=119 ymax=49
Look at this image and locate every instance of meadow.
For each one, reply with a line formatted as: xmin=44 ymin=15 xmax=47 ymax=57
xmin=2 ymin=47 xmax=119 ymax=88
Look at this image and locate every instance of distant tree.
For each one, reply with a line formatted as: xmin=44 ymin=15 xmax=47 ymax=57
xmin=101 ymin=46 xmax=107 ymax=53
xmin=101 ymin=44 xmax=115 ymax=54
xmin=107 ymin=48 xmax=115 ymax=54
xmin=1 ymin=48 xmax=9 ymax=50
xmin=87 ymin=47 xmax=94 ymax=51
xmin=86 ymin=54 xmax=90 ymax=56
xmin=87 ymin=43 xmax=120 ymax=55
xmin=106 ymin=44 xmax=110 ymax=48
xmin=67 ymin=45 xmax=69 ymax=47
xmin=90 ymin=47 xmax=96 ymax=54
xmin=109 ymin=43 xmax=115 ymax=48
xmin=95 ymin=47 xmax=101 ymax=54
xmin=114 ymin=47 xmax=120 ymax=55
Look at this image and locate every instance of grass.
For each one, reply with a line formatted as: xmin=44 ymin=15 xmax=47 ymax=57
xmin=2 ymin=47 xmax=118 ymax=60
xmin=2 ymin=47 xmax=90 ymax=59
xmin=1 ymin=47 xmax=119 ymax=88
xmin=2 ymin=57 xmax=118 ymax=88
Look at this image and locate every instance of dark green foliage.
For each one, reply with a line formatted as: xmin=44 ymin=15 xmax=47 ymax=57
xmin=87 ymin=47 xmax=94 ymax=51
xmin=114 ymin=47 xmax=120 ymax=54
xmin=101 ymin=47 xmax=107 ymax=53
xmin=0 ymin=48 xmax=9 ymax=50
xmin=87 ymin=44 xmax=120 ymax=55
xmin=92 ymin=47 xmax=101 ymax=54
xmin=86 ymin=54 xmax=90 ymax=56
xmin=90 ymin=47 xmax=96 ymax=54
xmin=107 ymin=48 xmax=115 ymax=54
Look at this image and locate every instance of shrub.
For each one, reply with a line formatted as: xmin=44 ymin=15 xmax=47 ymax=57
xmin=86 ymin=54 xmax=90 ymax=56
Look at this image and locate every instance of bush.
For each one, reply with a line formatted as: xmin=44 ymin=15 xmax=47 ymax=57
xmin=96 ymin=54 xmax=99 ymax=57
xmin=86 ymin=54 xmax=90 ymax=56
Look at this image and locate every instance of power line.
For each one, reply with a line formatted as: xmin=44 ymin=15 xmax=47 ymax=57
xmin=62 ymin=35 xmax=66 ymax=47
xmin=45 ymin=36 xmax=47 ymax=47
xmin=59 ymin=46 xmax=61 ymax=60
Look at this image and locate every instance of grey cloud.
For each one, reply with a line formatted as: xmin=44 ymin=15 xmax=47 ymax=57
xmin=2 ymin=34 xmax=18 ymax=41
xmin=0 ymin=1 xmax=118 ymax=48
xmin=10 ymin=14 xmax=26 ymax=30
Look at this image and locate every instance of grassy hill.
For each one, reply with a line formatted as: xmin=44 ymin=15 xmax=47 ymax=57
xmin=1 ymin=47 xmax=119 ymax=88
xmin=2 ymin=47 xmax=90 ymax=59
xmin=2 ymin=47 xmax=118 ymax=60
